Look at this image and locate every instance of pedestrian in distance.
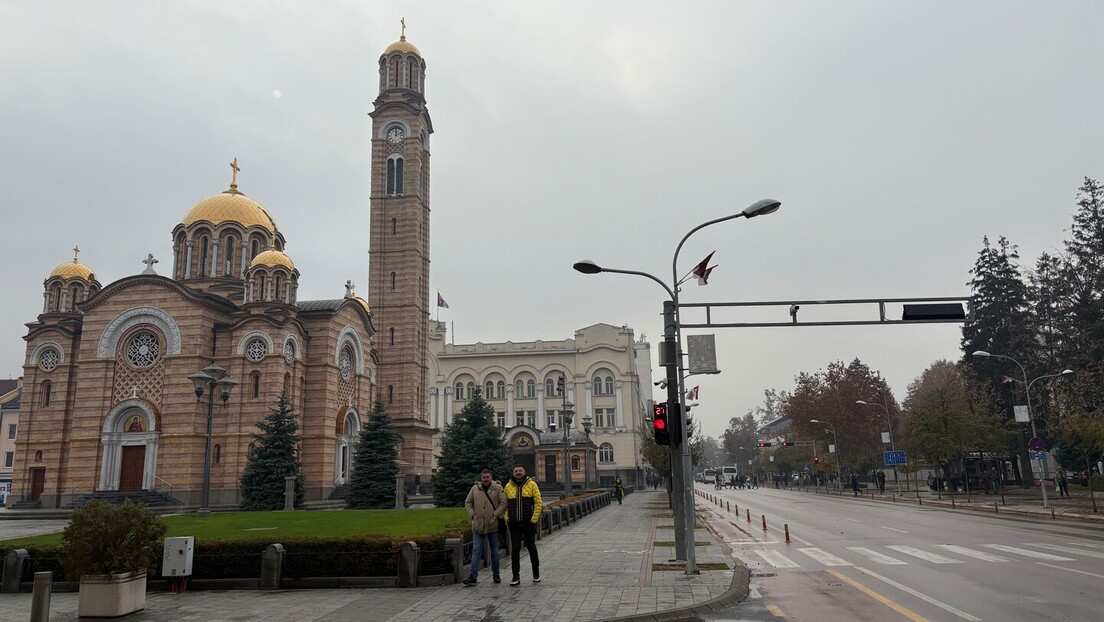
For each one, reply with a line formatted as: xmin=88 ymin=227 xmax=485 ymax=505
xmin=876 ymin=470 xmax=886 ymax=494
xmin=1056 ymin=467 xmax=1070 ymax=498
xmin=615 ymin=476 xmax=625 ymax=504
xmin=504 ymin=465 xmax=543 ymax=586
xmin=851 ymin=473 xmax=860 ymax=496
xmin=462 ymin=469 xmax=507 ymax=586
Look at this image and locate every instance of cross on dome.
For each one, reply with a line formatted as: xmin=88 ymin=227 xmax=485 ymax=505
xmin=72 ymin=245 xmax=80 ymax=262
xmin=229 ymin=157 xmax=240 ymax=192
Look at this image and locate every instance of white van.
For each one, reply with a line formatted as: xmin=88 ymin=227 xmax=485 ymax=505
xmin=702 ymin=469 xmax=717 ymax=484
xmin=721 ymin=466 xmax=738 ymax=486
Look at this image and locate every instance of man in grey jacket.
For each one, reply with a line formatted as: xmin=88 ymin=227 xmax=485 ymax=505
xmin=463 ymin=469 xmax=507 ymax=586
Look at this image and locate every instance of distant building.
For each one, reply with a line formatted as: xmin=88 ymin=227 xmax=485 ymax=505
xmin=428 ymin=323 xmax=651 ymax=487
xmin=0 ymin=379 xmax=20 ymax=504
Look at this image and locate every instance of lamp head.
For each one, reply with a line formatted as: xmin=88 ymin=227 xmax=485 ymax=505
xmin=971 ymin=350 xmax=991 ymax=358
xmin=203 ymin=363 xmax=227 ymax=380
xmin=1061 ymin=369 xmax=1074 ymax=376
xmin=217 ymin=377 xmax=237 ymax=402
xmin=855 ymin=400 xmax=868 ymax=405
xmin=809 ymin=419 xmax=820 ymax=423
xmin=742 ymin=199 xmax=782 ymax=218
xmin=188 ymin=372 xmax=211 ymax=397
xmin=573 ymin=260 xmax=603 ymax=274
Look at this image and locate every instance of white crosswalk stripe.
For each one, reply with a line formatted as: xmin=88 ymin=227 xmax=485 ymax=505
xmin=982 ymin=544 xmax=1075 ymax=561
xmin=846 ymin=547 xmax=907 ymax=565
xmin=1024 ymin=543 xmax=1104 ymax=560
xmin=935 ymin=545 xmax=1010 ymax=562
xmin=798 ymin=547 xmax=852 ymax=566
xmin=886 ymin=545 xmax=963 ymax=563
xmin=754 ymin=549 xmax=800 ymax=568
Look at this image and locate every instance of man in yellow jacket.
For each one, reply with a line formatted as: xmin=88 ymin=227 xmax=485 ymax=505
xmin=503 ymin=464 xmax=542 ymax=586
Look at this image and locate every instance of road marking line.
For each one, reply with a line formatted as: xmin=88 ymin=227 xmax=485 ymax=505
xmin=841 ymin=517 xmax=862 ymax=523
xmin=798 ymin=547 xmax=852 ymax=566
xmin=886 ymin=545 xmax=963 ymax=564
xmin=879 ymin=526 xmax=908 ymax=533
xmin=1070 ymin=542 xmax=1104 ymax=550
xmin=935 ymin=545 xmax=1010 ymax=563
xmin=982 ymin=544 xmax=1074 ymax=561
xmin=826 ymin=569 xmax=929 ymax=622
xmin=755 ymin=549 xmax=800 ymax=568
xmin=767 ymin=604 xmax=786 ymax=617
xmin=852 ymin=566 xmax=981 ymax=621
xmin=789 ymin=532 xmax=814 ymax=546
xmin=847 ymin=547 xmax=907 ymax=565
xmin=1038 ymin=562 xmax=1104 ymax=580
xmin=1025 ymin=543 xmax=1104 ymax=560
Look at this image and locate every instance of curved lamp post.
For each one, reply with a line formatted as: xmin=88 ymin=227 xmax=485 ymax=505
xmin=810 ymin=419 xmax=842 ymax=490
xmin=188 ymin=363 xmax=237 ymax=516
xmin=971 ymin=350 xmax=1073 ymax=509
xmin=573 ymin=198 xmax=781 ymax=575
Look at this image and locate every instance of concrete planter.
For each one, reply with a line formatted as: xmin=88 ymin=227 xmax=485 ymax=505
xmin=78 ymin=571 xmax=146 ymax=618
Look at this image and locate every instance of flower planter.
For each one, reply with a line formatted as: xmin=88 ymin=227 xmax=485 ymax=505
xmin=78 ymin=571 xmax=147 ymax=618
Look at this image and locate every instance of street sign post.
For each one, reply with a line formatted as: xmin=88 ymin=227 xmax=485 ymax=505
xmin=1029 ymin=451 xmax=1047 ymax=461
xmin=883 ymin=450 xmax=907 ymax=466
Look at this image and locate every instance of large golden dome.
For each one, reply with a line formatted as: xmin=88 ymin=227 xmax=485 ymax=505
xmin=49 ymin=259 xmax=95 ymax=281
xmin=384 ymin=35 xmax=420 ymax=56
xmin=181 ymin=190 xmax=277 ymax=233
xmin=250 ymin=249 xmax=295 ymax=270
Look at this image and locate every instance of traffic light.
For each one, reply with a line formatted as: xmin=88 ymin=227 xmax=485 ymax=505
xmin=780 ymin=441 xmax=795 ymax=447
xmin=757 ymin=442 xmax=772 ymax=448
xmin=652 ymin=403 xmax=670 ymax=446
xmin=814 ymin=455 xmax=820 ymax=464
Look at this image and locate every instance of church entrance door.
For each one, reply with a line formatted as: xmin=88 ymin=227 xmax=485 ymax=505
xmin=119 ymin=446 xmax=146 ymax=491
xmin=30 ymin=468 xmax=46 ymax=501
xmin=544 ymin=455 xmax=557 ymax=485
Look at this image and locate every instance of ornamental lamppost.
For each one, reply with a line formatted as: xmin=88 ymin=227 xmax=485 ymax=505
xmin=551 ymin=375 xmax=576 ymax=494
xmin=581 ymin=414 xmax=594 ymax=489
xmin=188 ymin=363 xmax=237 ymax=516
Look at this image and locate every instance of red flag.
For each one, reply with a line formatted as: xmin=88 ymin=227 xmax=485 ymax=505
xmin=687 ymin=385 xmax=699 ymax=401
xmin=692 ymin=251 xmax=716 ymax=286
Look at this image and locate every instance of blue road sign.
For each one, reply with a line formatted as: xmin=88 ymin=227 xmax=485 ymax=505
xmin=884 ymin=450 xmax=907 ymax=466
xmin=1029 ymin=451 xmax=1047 ymax=461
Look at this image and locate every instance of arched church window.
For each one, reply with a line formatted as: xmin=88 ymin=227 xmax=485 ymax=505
xmin=339 ymin=348 xmax=352 ymax=380
xmin=250 ymin=371 xmax=261 ymax=399
xmin=35 ymin=450 xmax=43 ymax=462
xmin=389 ymin=327 xmax=395 ymax=346
xmin=388 ymin=384 xmax=394 ymax=403
xmin=391 ymin=218 xmax=397 ymax=235
xmin=50 ymin=284 xmax=62 ymax=312
xmin=283 ymin=372 xmax=291 ymax=396
xmin=251 ymin=239 xmax=260 ymax=259
xmin=199 ymin=235 xmax=209 ymax=276
xmin=386 ymin=155 xmax=404 ymax=195
xmin=248 ymin=442 xmax=256 ymax=458
xmin=41 ymin=381 xmax=52 ymax=407
xmin=213 ymin=444 xmax=221 ymax=465
xmin=224 ymin=236 xmax=235 ymax=275
xmin=126 ymin=332 xmax=161 ymax=368
xmin=70 ymin=285 xmax=81 ymax=310
xmin=391 ymin=271 xmax=396 ymax=290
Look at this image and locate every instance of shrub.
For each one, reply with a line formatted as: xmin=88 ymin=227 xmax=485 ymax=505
xmin=61 ymin=500 xmax=167 ymax=581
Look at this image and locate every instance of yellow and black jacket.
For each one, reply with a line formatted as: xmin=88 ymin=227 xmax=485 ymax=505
xmin=503 ymin=477 xmax=542 ymax=524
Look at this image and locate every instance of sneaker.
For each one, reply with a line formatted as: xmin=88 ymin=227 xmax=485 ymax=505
xmin=509 ymin=577 xmax=520 ymax=586
xmin=493 ymin=575 xmax=501 ymax=584
xmin=462 ymin=576 xmax=477 ymax=587
xmin=533 ymin=573 xmax=541 ymax=583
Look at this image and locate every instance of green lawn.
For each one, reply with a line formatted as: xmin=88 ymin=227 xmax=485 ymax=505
xmin=0 ymin=507 xmax=468 ymax=548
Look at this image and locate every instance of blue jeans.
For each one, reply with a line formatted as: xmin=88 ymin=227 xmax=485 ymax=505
xmin=470 ymin=530 xmax=500 ymax=580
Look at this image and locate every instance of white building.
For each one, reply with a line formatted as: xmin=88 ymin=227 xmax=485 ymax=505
xmin=428 ymin=323 xmax=651 ymax=488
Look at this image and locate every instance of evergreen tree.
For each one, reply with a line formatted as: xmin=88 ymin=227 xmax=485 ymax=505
xmin=1060 ymin=177 xmax=1104 ymax=370
xmin=346 ymin=398 xmax=401 ymax=509
xmin=432 ymin=389 xmax=513 ymax=507
xmin=239 ymin=392 xmax=303 ymax=510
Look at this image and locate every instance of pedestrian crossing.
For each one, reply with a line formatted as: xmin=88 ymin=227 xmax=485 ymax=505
xmin=735 ymin=541 xmax=1102 ymax=570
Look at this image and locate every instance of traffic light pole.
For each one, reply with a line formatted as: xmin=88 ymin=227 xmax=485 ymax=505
xmin=663 ymin=300 xmax=688 ymax=562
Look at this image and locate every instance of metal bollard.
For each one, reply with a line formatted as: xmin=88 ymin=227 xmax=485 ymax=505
xmin=30 ymin=571 xmax=52 ymax=622
xmin=727 ymin=501 xmax=730 ymax=512
xmin=1051 ymin=508 xmax=1056 ymax=520
xmin=761 ymin=514 xmax=767 ymax=531
xmin=994 ymin=503 xmax=999 ymax=514
xmin=784 ymin=524 xmax=791 ymax=544
xmin=951 ymin=498 xmax=955 ymax=509
xmin=746 ymin=508 xmax=751 ymax=523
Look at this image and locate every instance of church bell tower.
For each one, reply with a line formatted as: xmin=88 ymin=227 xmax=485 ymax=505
xmin=367 ymin=22 xmax=433 ymax=473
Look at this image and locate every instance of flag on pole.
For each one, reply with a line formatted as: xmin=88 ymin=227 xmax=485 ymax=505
xmin=437 ymin=292 xmax=449 ymax=309
xmin=692 ymin=251 xmax=717 ymax=286
xmin=687 ymin=385 xmax=699 ymax=401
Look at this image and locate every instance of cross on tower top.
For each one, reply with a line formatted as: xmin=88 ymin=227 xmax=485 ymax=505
xmin=141 ymin=253 xmax=159 ymax=275
xmin=72 ymin=245 xmax=80 ymax=262
xmin=229 ymin=157 xmax=240 ymax=192
xmin=400 ymin=17 xmax=406 ymax=39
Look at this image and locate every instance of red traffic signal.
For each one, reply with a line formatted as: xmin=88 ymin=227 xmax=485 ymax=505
xmin=814 ymin=455 xmax=820 ymax=463
xmin=780 ymin=441 xmax=795 ymax=447
xmin=653 ymin=403 xmax=671 ymax=446
xmin=757 ymin=442 xmax=772 ymax=448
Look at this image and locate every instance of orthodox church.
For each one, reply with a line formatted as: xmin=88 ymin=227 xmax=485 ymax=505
xmin=9 ymin=29 xmax=435 ymax=508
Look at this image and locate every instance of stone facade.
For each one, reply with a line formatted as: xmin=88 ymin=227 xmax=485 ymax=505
xmin=428 ymin=323 xmax=651 ymax=487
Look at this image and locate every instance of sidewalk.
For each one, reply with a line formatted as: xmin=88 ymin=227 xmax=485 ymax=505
xmin=0 ymin=490 xmax=746 ymax=622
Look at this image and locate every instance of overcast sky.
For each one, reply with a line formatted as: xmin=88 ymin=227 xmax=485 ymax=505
xmin=2 ymin=2 xmax=1101 ymax=439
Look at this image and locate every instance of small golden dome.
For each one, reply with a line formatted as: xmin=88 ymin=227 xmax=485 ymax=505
xmin=353 ymin=296 xmax=371 ymax=314
xmin=384 ymin=35 xmax=420 ymax=56
xmin=50 ymin=259 xmax=95 ymax=281
xmin=250 ymin=249 xmax=295 ymax=270
xmin=182 ymin=190 xmax=278 ymax=233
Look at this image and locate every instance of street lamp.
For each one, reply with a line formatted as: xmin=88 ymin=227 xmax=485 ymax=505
xmin=971 ymin=350 xmax=1073 ymax=509
xmin=810 ymin=420 xmax=841 ymax=490
xmin=856 ymin=399 xmax=900 ymax=493
xmin=582 ymin=414 xmax=593 ymax=490
xmin=188 ymin=363 xmax=237 ymax=516
xmin=573 ymin=197 xmax=781 ymax=575
xmin=552 ymin=375 xmax=576 ymax=495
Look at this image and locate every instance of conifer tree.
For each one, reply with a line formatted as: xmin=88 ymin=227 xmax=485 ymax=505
xmin=239 ymin=392 xmax=303 ymax=510
xmin=432 ymin=389 xmax=513 ymax=507
xmin=346 ymin=398 xmax=400 ymax=509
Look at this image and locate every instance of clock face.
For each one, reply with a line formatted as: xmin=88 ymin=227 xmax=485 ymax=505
xmin=387 ymin=127 xmax=405 ymax=144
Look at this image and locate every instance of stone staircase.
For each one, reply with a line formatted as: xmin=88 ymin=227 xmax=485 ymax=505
xmin=68 ymin=489 xmax=183 ymax=509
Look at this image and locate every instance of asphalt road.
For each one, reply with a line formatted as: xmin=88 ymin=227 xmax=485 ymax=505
xmin=695 ymin=484 xmax=1104 ymax=621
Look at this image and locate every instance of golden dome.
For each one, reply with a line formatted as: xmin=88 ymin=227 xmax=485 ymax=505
xmin=181 ymin=190 xmax=277 ymax=233
xmin=353 ymin=296 xmax=371 ymax=314
xmin=384 ymin=35 xmax=420 ymax=56
xmin=250 ymin=249 xmax=295 ymax=270
xmin=50 ymin=259 xmax=95 ymax=281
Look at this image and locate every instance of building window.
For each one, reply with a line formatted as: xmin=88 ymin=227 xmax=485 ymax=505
xmin=4 ymin=452 xmax=12 ymax=468
xmin=545 ymin=378 xmax=555 ymax=397
xmin=391 ymin=217 xmax=397 ymax=235
xmin=467 ymin=382 xmax=475 ymax=399
xmin=389 ymin=327 xmax=395 ymax=346
xmin=6 ymin=423 xmax=15 ymax=439
xmin=525 ymin=411 xmax=536 ymax=428
xmin=283 ymin=372 xmax=291 ymax=396
xmin=126 ymin=331 xmax=162 ymax=368
xmin=526 ymin=379 xmax=535 ymax=398
xmin=284 ymin=340 xmax=296 ymax=364
xmin=485 ymin=381 xmax=494 ymax=398
xmin=571 ymin=455 xmax=581 ymax=470
xmin=496 ymin=412 xmax=506 ymax=428
xmin=213 ymin=444 xmax=221 ymax=465
xmin=599 ymin=443 xmax=614 ymax=463
xmin=248 ymin=442 xmax=256 ymax=458
xmin=545 ymin=410 xmax=556 ymax=430
xmin=593 ymin=377 xmax=603 ymax=396
xmin=339 ymin=348 xmax=353 ymax=380
xmin=34 ymin=450 xmax=43 ymax=462
xmin=388 ymin=385 xmax=394 ymax=403
xmin=605 ymin=376 xmax=614 ymax=395
xmin=38 ymin=347 xmax=61 ymax=372
xmin=386 ymin=155 xmax=404 ymax=195
xmin=245 ymin=338 xmax=268 ymax=362
xmin=199 ymin=235 xmax=209 ymax=276
xmin=251 ymin=239 xmax=260 ymax=259
xmin=496 ymin=380 xmax=505 ymax=399
xmin=390 ymin=271 xmax=396 ymax=290
xmin=595 ymin=408 xmax=615 ymax=428
xmin=250 ymin=372 xmax=261 ymax=399
xmin=515 ymin=379 xmax=523 ymax=397
xmin=455 ymin=382 xmax=464 ymax=400
xmin=41 ymin=381 xmax=52 ymax=407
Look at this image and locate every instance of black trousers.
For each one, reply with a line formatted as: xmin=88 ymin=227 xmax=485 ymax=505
xmin=509 ymin=521 xmax=539 ymax=577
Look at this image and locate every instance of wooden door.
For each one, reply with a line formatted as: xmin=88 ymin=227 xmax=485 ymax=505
xmin=119 ymin=446 xmax=146 ymax=491
xmin=30 ymin=468 xmax=46 ymax=501
xmin=544 ymin=454 xmax=557 ymax=484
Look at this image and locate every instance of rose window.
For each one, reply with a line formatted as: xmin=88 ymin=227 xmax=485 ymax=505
xmin=246 ymin=339 xmax=268 ymax=362
xmin=39 ymin=348 xmax=61 ymax=372
xmin=283 ymin=341 xmax=295 ymax=364
xmin=339 ymin=350 xmax=352 ymax=380
xmin=126 ymin=332 xmax=161 ymax=368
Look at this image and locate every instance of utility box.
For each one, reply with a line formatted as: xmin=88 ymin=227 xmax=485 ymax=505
xmin=162 ymin=536 xmax=195 ymax=577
